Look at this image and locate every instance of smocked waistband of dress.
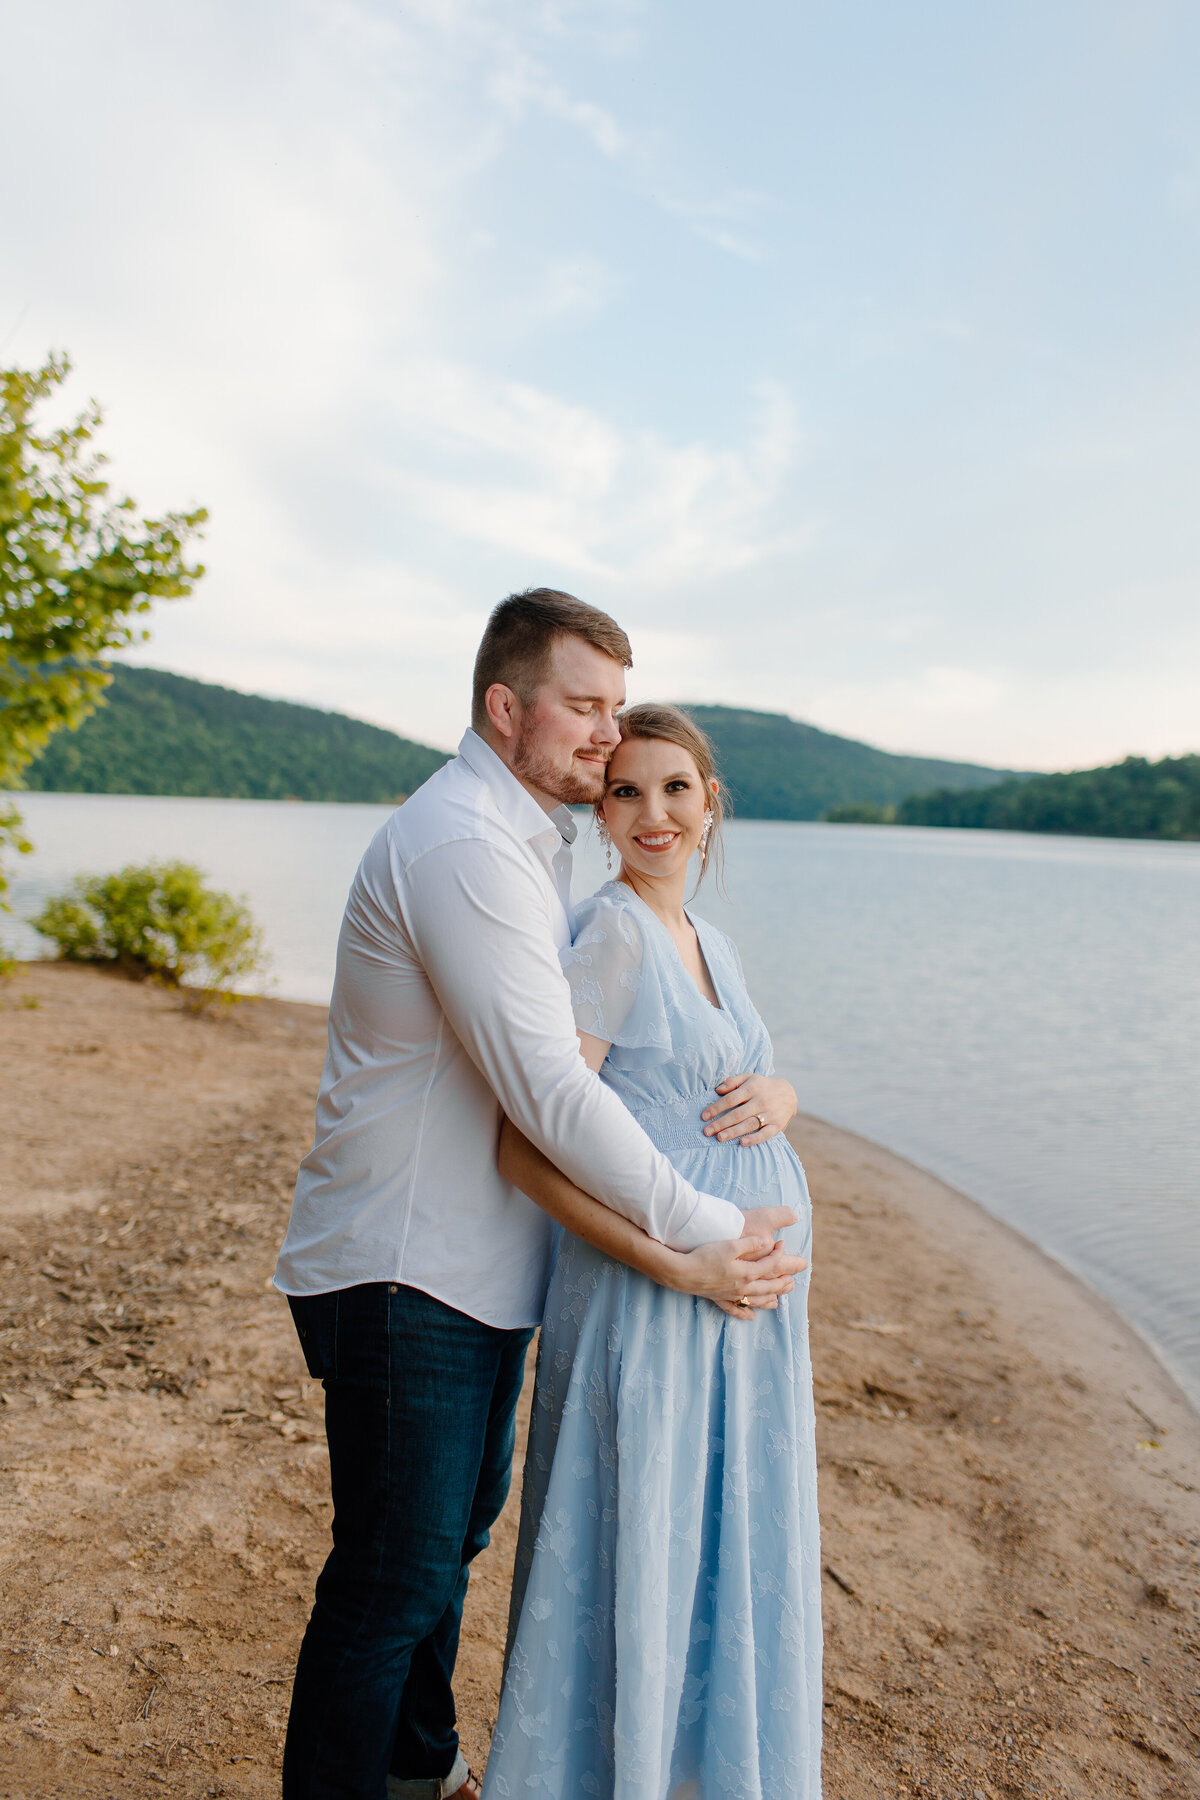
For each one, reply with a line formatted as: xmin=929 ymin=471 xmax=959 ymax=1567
xmin=620 ymin=1094 xmax=800 ymax=1159
xmin=624 ymin=1095 xmax=731 ymax=1155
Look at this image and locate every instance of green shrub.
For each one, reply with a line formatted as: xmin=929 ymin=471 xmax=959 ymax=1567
xmin=31 ymin=860 xmax=266 ymax=1002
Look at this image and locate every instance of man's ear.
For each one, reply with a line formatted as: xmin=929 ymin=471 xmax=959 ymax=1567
xmin=484 ymin=682 xmax=522 ymax=742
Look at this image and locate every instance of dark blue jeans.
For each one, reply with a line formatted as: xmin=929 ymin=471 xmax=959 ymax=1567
xmin=282 ymin=1282 xmax=534 ymax=1800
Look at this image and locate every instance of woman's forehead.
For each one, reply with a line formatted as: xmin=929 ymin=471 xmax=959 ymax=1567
xmin=608 ymin=737 xmax=699 ymax=781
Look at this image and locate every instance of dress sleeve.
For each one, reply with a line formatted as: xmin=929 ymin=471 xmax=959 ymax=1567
xmin=560 ymin=894 xmax=672 ymax=1063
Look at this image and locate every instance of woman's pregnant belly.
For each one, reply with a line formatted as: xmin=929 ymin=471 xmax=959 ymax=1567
xmin=627 ymin=1099 xmax=813 ymax=1261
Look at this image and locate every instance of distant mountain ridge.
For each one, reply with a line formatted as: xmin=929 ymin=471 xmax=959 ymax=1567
xmin=681 ymin=705 xmax=1020 ymax=819
xmin=19 ymin=665 xmax=1019 ymax=816
xmin=21 ymin=665 xmax=451 ymax=804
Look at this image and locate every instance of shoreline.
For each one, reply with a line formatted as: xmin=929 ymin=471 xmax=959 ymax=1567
xmin=10 ymin=783 xmax=1200 ymax=844
xmin=789 ymin=1110 xmax=1200 ymax=1798
xmin=1 ymin=964 xmax=1197 ymax=1798
xmin=793 ymin=1112 xmax=1200 ymax=1429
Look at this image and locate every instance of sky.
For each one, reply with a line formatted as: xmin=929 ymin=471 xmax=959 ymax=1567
xmin=4 ymin=0 xmax=1199 ymax=768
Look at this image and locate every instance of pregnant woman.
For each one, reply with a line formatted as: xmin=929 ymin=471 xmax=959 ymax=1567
xmin=483 ymin=704 xmax=822 ymax=1800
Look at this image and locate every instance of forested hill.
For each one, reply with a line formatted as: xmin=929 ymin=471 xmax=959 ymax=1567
xmin=18 ymin=668 xmax=1019 ymax=816
xmin=898 ymin=754 xmax=1200 ymax=840
xmin=21 ymin=669 xmax=1192 ymax=838
xmin=682 ymin=705 xmax=1018 ymax=819
xmin=21 ymin=665 xmax=452 ymax=804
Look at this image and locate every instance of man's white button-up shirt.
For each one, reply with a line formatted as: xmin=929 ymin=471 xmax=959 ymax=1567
xmin=274 ymin=729 xmax=746 ymax=1328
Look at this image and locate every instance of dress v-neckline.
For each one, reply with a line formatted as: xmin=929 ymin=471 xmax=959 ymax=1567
xmin=609 ymin=882 xmax=726 ymax=1013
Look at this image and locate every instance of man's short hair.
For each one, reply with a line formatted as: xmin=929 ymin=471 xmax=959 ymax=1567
xmin=471 ymin=588 xmax=633 ymax=729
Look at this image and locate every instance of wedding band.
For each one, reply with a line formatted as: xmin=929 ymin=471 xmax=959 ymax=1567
xmin=739 ymin=1295 xmax=751 ymax=1308
xmin=756 ymin=1113 xmax=767 ymax=1131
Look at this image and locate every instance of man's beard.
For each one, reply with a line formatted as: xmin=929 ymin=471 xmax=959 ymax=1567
xmin=512 ymin=724 xmax=609 ymax=806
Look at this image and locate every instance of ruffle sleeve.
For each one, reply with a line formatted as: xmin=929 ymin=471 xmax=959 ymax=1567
xmin=560 ymin=891 xmax=673 ymax=1067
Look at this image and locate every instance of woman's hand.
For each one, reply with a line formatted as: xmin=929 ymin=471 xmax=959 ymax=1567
xmin=702 ymin=1073 xmax=797 ymax=1146
xmin=711 ymin=1204 xmax=809 ymax=1319
xmin=661 ymin=1206 xmax=807 ymax=1320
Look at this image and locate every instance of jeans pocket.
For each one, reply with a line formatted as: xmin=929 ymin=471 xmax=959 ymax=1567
xmin=288 ymin=1292 xmax=337 ymax=1381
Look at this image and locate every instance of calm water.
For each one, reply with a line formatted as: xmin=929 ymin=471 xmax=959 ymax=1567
xmin=6 ymin=792 xmax=1200 ymax=1407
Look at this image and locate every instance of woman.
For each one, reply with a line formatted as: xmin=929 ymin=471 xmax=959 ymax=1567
xmin=483 ymin=705 xmax=822 ymax=1800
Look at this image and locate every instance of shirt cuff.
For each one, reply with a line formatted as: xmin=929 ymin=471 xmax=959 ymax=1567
xmin=669 ymin=1191 xmax=746 ymax=1252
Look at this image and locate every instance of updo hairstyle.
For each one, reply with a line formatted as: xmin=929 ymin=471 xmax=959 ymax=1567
xmin=602 ymin=702 xmax=727 ymax=887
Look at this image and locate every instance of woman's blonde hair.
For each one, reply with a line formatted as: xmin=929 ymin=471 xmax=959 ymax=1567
xmin=602 ymin=702 xmax=727 ymax=887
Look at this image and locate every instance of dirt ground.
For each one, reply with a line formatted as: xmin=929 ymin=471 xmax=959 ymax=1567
xmin=0 ymin=961 xmax=1197 ymax=1799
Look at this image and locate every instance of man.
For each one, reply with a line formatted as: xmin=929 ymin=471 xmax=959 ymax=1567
xmin=274 ymin=589 xmax=802 ymax=1800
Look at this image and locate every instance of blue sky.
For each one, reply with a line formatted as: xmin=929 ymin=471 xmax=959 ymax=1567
xmin=4 ymin=0 xmax=1198 ymax=765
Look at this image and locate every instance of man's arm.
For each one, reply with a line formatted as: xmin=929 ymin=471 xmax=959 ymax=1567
xmin=497 ymin=1119 xmax=805 ymax=1316
xmin=400 ymin=837 xmax=745 ymax=1250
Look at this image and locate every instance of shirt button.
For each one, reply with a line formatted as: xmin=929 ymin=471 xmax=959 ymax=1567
xmin=389 ymin=1284 xmax=399 ymax=1294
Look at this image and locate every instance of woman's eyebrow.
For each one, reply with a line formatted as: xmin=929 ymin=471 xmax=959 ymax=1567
xmin=606 ymin=770 xmax=692 ymax=787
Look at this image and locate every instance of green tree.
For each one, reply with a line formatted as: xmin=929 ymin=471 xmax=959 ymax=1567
xmin=0 ymin=353 xmax=206 ymax=901
xmin=897 ymin=753 xmax=1200 ymax=839
xmin=822 ymin=801 xmax=896 ymax=824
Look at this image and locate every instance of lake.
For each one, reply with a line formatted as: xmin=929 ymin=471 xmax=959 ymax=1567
xmin=5 ymin=790 xmax=1200 ymax=1409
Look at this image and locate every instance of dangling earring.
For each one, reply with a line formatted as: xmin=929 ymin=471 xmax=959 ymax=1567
xmin=698 ymin=808 xmax=713 ymax=863
xmin=597 ymin=817 xmax=613 ymax=871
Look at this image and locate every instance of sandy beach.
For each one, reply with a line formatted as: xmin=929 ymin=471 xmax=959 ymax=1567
xmin=0 ymin=962 xmax=1197 ymax=1799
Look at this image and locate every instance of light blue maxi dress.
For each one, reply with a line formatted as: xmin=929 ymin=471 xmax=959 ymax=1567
xmin=482 ymin=883 xmax=822 ymax=1800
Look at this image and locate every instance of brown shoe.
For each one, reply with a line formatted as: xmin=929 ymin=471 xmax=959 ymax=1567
xmin=445 ymin=1776 xmax=480 ymax=1799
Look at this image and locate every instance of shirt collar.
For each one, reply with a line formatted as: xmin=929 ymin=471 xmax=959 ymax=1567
xmin=457 ymin=729 xmax=578 ymax=846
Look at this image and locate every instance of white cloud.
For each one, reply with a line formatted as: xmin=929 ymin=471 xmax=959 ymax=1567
xmin=799 ymin=659 xmax=1200 ymax=771
xmin=4 ymin=0 xmax=1199 ymax=773
xmin=686 ymin=225 xmax=765 ymax=263
xmin=489 ymin=55 xmax=629 ymax=156
xmin=659 ymin=186 xmax=775 ymax=262
xmin=536 ymin=255 xmax=623 ymax=324
xmin=377 ymin=361 xmax=807 ymax=583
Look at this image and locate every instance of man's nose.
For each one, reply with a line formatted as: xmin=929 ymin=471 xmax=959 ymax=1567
xmin=592 ymin=709 xmax=622 ymax=746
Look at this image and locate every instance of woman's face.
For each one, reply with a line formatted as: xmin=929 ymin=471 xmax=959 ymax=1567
xmin=600 ymin=735 xmax=715 ymax=883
